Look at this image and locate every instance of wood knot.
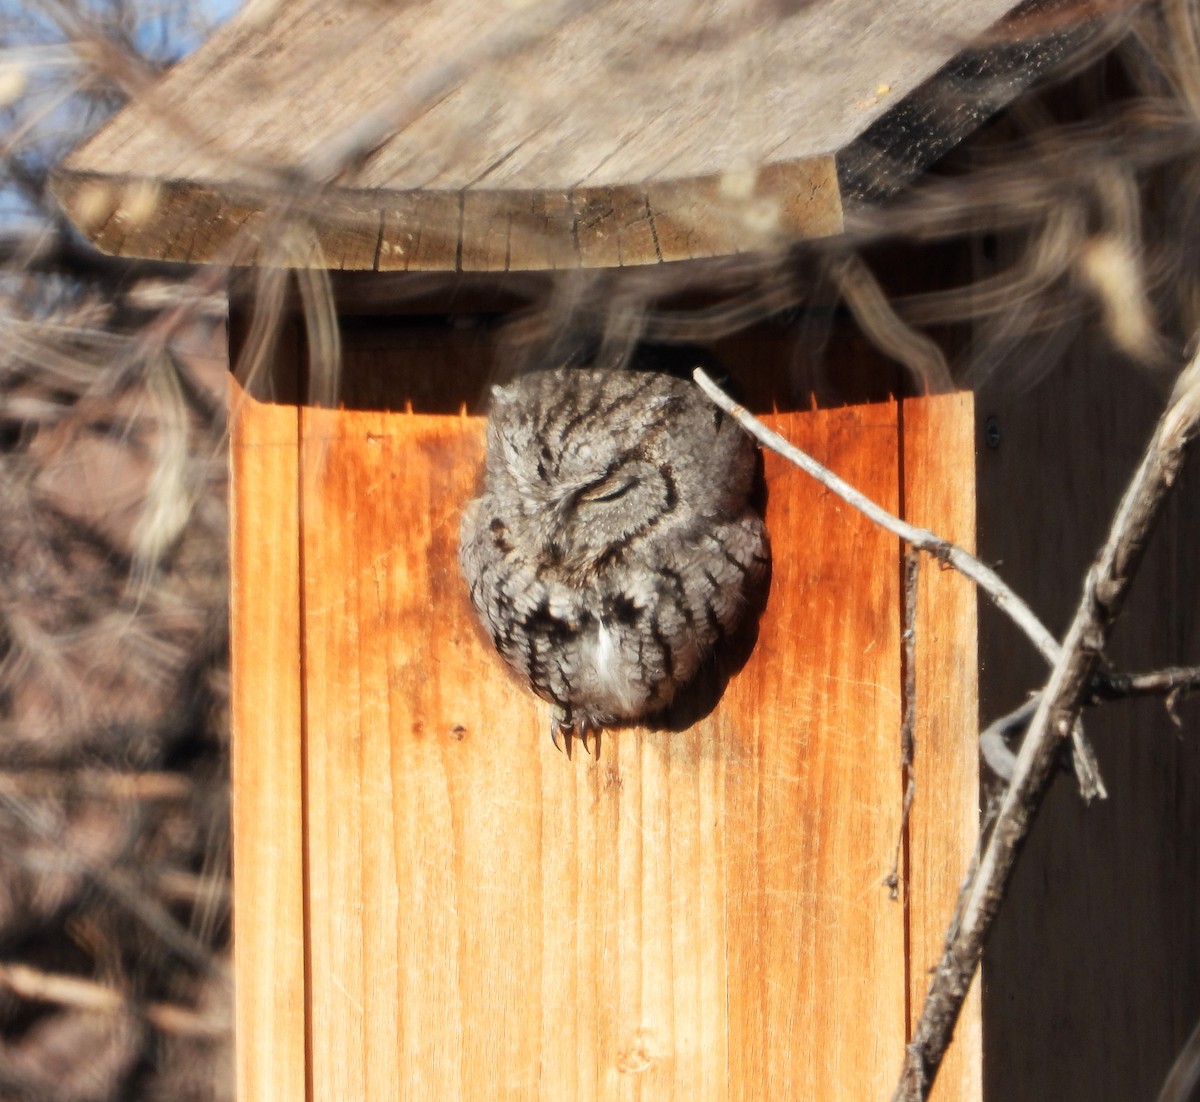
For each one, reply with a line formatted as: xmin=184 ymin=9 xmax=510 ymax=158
xmin=615 ymin=1029 xmax=664 ymax=1074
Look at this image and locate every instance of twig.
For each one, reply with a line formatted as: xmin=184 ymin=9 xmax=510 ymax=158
xmin=978 ymin=696 xmax=1042 ymax=782
xmin=893 ymin=343 xmax=1200 ymax=1101
xmin=1067 ymin=715 xmax=1107 ymax=803
xmin=1094 ymin=663 xmax=1200 ymax=726
xmin=0 ymin=961 xmax=228 ymax=1038
xmin=694 ymin=367 xmax=1117 ymax=798
xmin=693 ymin=367 xmax=1061 ymax=664
xmin=984 ymin=665 xmax=1200 ymax=779
xmin=980 ymin=702 xmax=1106 ymax=802
xmin=885 ymin=550 xmax=921 ymax=899
xmin=1091 ymin=664 xmax=1200 ymax=703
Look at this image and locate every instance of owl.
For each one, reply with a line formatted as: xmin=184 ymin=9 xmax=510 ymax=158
xmin=459 ymin=365 xmax=769 ymax=749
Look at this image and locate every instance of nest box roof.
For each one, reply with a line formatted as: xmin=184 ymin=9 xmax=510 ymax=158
xmin=51 ymin=0 xmax=1077 ymax=271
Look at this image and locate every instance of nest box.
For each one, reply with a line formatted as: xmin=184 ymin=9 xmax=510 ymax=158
xmin=53 ymin=2 xmax=1200 ymax=1100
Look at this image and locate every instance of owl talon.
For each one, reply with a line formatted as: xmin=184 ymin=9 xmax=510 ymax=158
xmin=551 ymin=713 xmax=572 ymax=754
xmin=550 ymin=712 xmax=600 ymax=757
xmin=578 ymin=719 xmax=601 ymax=757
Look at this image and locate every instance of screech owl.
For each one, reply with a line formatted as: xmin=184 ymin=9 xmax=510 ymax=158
xmin=459 ymin=365 xmax=769 ymax=749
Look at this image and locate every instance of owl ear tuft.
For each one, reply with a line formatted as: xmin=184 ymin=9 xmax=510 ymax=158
xmin=491 ymin=383 xmax=514 ymax=408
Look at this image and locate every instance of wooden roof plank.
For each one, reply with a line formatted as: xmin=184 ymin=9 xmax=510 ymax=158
xmin=49 ymin=0 xmax=1078 ymax=269
xmin=60 ymin=0 xmax=1026 ymax=191
xmin=379 ymin=193 xmax=461 ymax=272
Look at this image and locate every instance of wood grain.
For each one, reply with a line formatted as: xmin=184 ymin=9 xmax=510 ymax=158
xmin=900 ymin=394 xmax=982 ymax=1102
xmin=229 ymin=379 xmax=307 ymax=1102
xmin=230 ymin=381 xmax=981 ymax=1099
xmin=723 ymin=403 xmax=908 ymax=1101
xmin=49 ymin=161 xmax=843 ymax=271
xmin=47 ymin=0 xmax=1035 ymax=267
xmin=289 ymin=401 xmax=915 ymax=1100
xmin=56 ymin=0 xmax=1018 ymax=191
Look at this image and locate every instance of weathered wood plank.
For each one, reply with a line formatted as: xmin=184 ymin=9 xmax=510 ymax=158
xmin=51 ymin=160 xmax=842 ymax=270
xmin=290 ymin=400 xmax=920 ymax=1099
xmin=229 ymin=367 xmax=984 ymax=1100
xmin=51 ymin=0 xmax=1029 ymax=266
xmin=900 ymin=393 xmax=983 ymax=1102
xmin=229 ymin=380 xmax=307 ymax=1102
xmin=57 ymin=0 xmax=1023 ymax=193
xmin=379 ymin=193 xmax=461 ymax=272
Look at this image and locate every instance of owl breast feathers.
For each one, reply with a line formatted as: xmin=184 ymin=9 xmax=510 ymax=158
xmin=459 ymin=366 xmax=769 ymax=740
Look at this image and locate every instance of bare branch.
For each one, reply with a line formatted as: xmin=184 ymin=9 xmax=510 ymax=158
xmin=893 ymin=342 xmax=1200 ymax=1102
xmin=692 ymin=367 xmax=1062 ymax=664
xmin=1091 ymin=664 xmax=1200 ymax=703
xmin=978 ymin=695 xmax=1041 ymax=782
xmin=1067 ymin=715 xmax=1107 ymax=803
xmin=885 ymin=549 xmax=921 ymax=899
xmin=693 ymin=367 xmax=1121 ymax=799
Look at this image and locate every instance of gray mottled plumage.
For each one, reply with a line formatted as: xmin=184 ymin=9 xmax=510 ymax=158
xmin=459 ymin=366 xmax=769 ymax=743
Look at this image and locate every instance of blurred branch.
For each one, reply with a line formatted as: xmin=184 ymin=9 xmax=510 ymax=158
xmin=0 ymin=769 xmax=193 ymax=800
xmin=34 ymin=0 xmax=163 ymax=101
xmin=0 ymin=228 xmax=199 ymax=285
xmin=0 ymin=788 xmax=226 ymax=976
xmin=1157 ymin=1012 xmax=1200 ymax=1102
xmin=828 ymin=252 xmax=954 ymax=393
xmin=0 ymin=961 xmax=228 ymax=1038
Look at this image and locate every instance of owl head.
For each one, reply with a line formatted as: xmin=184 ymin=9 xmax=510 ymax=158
xmin=485 ymin=370 xmax=685 ymax=572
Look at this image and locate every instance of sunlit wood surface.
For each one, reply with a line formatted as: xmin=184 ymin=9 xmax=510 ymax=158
xmin=51 ymin=0 xmax=1033 ymax=268
xmin=230 ymin=382 xmax=980 ymax=1100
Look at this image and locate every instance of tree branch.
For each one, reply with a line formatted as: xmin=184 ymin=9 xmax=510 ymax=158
xmin=985 ymin=665 xmax=1200 ymax=780
xmin=1091 ymin=664 xmax=1200 ymax=704
xmin=893 ymin=344 xmax=1200 ymax=1101
xmin=692 ymin=367 xmax=1062 ymax=665
xmin=693 ymin=367 xmax=1105 ymax=798
xmin=692 ymin=355 xmax=1200 ymax=1098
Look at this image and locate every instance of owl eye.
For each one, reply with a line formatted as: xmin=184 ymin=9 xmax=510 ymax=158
xmin=580 ymin=475 xmax=637 ymax=504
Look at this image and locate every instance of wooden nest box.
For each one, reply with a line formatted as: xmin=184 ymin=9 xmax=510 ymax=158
xmin=54 ymin=2 xmax=1200 ymax=1099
